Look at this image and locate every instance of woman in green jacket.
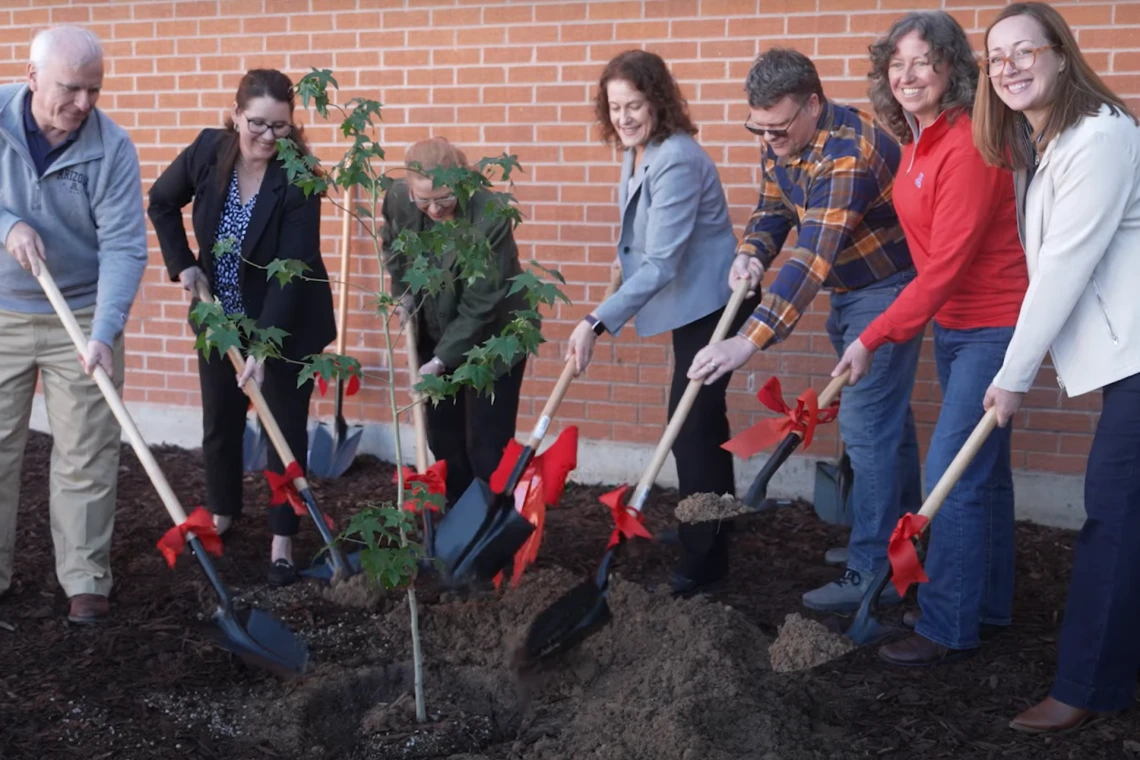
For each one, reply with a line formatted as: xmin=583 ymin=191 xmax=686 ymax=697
xmin=381 ymin=137 xmax=532 ymax=506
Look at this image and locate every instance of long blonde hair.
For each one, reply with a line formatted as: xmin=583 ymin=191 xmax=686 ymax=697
xmin=973 ymin=2 xmax=1135 ymax=170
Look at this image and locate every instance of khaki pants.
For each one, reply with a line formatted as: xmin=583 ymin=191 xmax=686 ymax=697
xmin=0 ymin=306 xmax=124 ymax=598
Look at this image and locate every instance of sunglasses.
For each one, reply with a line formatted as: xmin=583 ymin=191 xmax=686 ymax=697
xmin=744 ymin=102 xmax=804 ymax=139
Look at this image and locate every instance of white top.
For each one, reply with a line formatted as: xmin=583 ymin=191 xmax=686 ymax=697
xmin=993 ymin=104 xmax=1140 ymax=397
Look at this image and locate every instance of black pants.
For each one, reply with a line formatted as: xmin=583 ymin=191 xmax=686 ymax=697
xmin=672 ymin=294 xmax=760 ymax=580
xmin=417 ymin=340 xmax=527 ymax=506
xmin=199 ymin=351 xmax=313 ymax=537
xmin=1051 ymin=370 xmax=1140 ymax=711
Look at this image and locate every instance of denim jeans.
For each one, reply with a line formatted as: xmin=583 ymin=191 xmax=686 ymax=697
xmin=914 ymin=324 xmax=1016 ymax=650
xmin=1052 ymin=370 xmax=1140 ymax=712
xmin=826 ymin=269 xmax=923 ymax=575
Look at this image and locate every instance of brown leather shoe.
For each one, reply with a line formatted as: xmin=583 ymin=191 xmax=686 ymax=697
xmin=1009 ymin=697 xmax=1092 ymax=735
xmin=67 ymin=594 xmax=109 ymax=624
xmin=878 ymin=633 xmax=977 ymax=667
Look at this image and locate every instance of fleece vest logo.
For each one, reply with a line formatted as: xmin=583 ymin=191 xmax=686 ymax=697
xmin=914 ymin=172 xmax=924 ymax=189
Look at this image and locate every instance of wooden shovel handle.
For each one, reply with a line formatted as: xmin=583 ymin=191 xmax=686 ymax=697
xmin=194 ymin=282 xmax=310 ymax=493
xmin=335 ymin=186 xmax=353 ymax=358
xmin=916 ymin=407 xmax=998 ymax=525
xmin=630 ymin=277 xmax=751 ymax=510
xmin=35 ymin=266 xmax=190 ymax=527
xmin=403 ymin=315 xmax=430 ymax=473
xmin=524 ymin=264 xmax=624 ymax=448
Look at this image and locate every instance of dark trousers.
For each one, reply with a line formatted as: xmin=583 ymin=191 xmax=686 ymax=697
xmin=199 ymin=351 xmax=313 ymax=537
xmin=1051 ymin=370 xmax=1140 ymax=712
xmin=673 ymin=294 xmax=760 ymax=580
xmin=417 ymin=341 xmax=527 ymax=506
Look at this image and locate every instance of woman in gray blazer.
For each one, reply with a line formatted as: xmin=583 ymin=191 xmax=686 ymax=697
xmin=566 ymin=50 xmax=755 ymax=595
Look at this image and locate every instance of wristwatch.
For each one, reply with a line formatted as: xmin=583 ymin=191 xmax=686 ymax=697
xmin=583 ymin=314 xmax=606 ymax=336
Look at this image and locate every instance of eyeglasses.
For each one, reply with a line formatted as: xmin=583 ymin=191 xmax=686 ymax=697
xmin=410 ymin=193 xmax=457 ymax=210
xmin=982 ymin=45 xmax=1058 ymax=77
xmin=744 ymin=102 xmax=804 ymax=139
xmin=245 ymin=118 xmax=293 ymax=137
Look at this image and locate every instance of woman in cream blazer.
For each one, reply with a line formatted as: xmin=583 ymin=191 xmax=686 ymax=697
xmin=565 ymin=50 xmax=754 ymax=595
xmin=975 ymin=2 xmax=1140 ymax=736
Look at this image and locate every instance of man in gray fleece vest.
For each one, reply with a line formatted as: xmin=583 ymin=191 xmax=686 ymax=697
xmin=0 ymin=25 xmax=147 ymax=624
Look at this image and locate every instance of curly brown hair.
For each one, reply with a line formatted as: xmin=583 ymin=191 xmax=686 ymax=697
xmin=594 ymin=50 xmax=697 ymax=147
xmin=867 ymin=11 xmax=979 ymax=145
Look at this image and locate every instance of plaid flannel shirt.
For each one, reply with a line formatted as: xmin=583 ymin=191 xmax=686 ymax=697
xmin=738 ymin=100 xmax=912 ymax=350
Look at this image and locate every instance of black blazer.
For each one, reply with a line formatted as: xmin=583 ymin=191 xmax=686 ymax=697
xmin=148 ymin=127 xmax=336 ymax=361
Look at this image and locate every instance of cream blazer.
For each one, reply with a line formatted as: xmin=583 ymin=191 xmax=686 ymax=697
xmin=992 ymin=104 xmax=1140 ymax=397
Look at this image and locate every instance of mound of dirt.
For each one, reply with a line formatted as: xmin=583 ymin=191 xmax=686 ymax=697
xmin=321 ymin=571 xmax=385 ymax=610
xmin=768 ymin=613 xmax=857 ymax=673
xmin=674 ymin=492 xmax=749 ymax=523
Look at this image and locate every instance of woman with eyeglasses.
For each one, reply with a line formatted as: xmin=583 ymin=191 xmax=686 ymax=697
xmin=830 ymin=11 xmax=1029 ymax=668
xmin=148 ymin=68 xmax=336 ymax=586
xmin=380 ymin=137 xmax=532 ymax=507
xmin=974 ymin=2 xmax=1140 ymax=734
xmin=566 ymin=50 xmax=755 ymax=596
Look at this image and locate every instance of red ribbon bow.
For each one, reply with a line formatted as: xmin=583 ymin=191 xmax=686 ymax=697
xmin=264 ymin=462 xmax=335 ymax=531
xmin=492 ymin=469 xmax=548 ymax=591
xmin=489 ymin=426 xmax=578 ymax=505
xmin=600 ymin=485 xmax=653 ymax=550
xmin=317 ymin=373 xmax=361 ymax=397
xmin=393 ymin=460 xmax=448 ymax=512
xmin=722 ymin=376 xmax=839 ymax=459
xmin=887 ymin=513 xmax=931 ymax=596
xmin=157 ymin=506 xmax=223 ymax=569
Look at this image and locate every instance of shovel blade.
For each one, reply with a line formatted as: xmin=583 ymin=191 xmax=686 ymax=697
xmin=243 ymin=421 xmax=269 ymax=472
xmin=208 ymin=604 xmax=308 ymax=677
xmin=299 ymin=549 xmax=363 ymax=582
xmin=844 ymin=561 xmax=898 ymax=646
xmin=517 ymin=580 xmax=612 ymax=671
xmin=434 ymin=478 xmax=536 ymax=583
xmin=307 ymin=423 xmax=364 ymax=479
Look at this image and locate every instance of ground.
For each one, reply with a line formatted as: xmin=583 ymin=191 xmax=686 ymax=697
xmin=1 ymin=431 xmax=1138 ymax=759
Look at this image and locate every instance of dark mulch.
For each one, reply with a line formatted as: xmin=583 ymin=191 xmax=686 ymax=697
xmin=0 ymin=430 xmax=1137 ymax=759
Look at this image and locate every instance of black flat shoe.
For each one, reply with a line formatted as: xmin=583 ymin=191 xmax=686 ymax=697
xmin=267 ymin=558 xmax=298 ymax=587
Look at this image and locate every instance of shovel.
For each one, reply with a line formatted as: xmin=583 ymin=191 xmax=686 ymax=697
xmin=192 ymin=282 xmax=360 ymax=582
xmin=846 ymin=407 xmax=998 ymax=645
xmin=517 ymin=277 xmax=751 ymax=669
xmin=243 ymin=418 xmax=270 ymax=472
xmin=432 ymin=265 xmax=624 ymax=585
xmin=307 ymin=192 xmax=364 ymax=478
xmin=403 ymin=313 xmax=438 ymax=562
xmin=35 ymin=265 xmax=307 ymax=676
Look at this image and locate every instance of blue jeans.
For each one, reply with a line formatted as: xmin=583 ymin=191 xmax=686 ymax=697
xmin=1052 ymin=371 xmax=1140 ymax=712
xmin=826 ymin=269 xmax=923 ymax=575
xmin=914 ymin=324 xmax=1016 ymax=650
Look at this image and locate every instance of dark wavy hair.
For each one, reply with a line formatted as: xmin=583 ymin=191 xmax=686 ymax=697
xmin=217 ymin=68 xmax=314 ymax=190
xmin=594 ymin=50 xmax=697 ymax=147
xmin=867 ymin=11 xmax=979 ymax=144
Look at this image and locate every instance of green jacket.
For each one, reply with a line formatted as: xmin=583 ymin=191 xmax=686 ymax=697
xmin=380 ymin=180 xmax=533 ymax=372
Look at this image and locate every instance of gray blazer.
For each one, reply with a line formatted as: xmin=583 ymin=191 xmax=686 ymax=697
xmin=594 ymin=131 xmax=736 ymax=339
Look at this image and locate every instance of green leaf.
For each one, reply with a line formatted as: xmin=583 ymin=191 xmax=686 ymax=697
xmin=265 ymin=258 xmax=311 ymax=288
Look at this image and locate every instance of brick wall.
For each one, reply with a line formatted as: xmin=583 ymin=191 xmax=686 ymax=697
xmin=3 ymin=0 xmax=1138 ymax=477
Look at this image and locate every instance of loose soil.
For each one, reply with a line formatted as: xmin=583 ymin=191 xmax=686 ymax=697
xmin=674 ymin=492 xmax=749 ymax=523
xmin=769 ymin=613 xmax=857 ymax=673
xmin=2 ymin=430 xmax=1138 ymax=759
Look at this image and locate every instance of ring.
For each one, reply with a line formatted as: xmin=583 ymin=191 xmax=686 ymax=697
xmin=709 ymin=362 xmax=718 ymax=369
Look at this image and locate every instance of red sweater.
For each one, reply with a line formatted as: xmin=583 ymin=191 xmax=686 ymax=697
xmin=860 ymin=110 xmax=1028 ymax=352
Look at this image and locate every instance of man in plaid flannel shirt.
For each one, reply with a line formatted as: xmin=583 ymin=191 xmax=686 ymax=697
xmin=689 ymin=48 xmax=923 ymax=612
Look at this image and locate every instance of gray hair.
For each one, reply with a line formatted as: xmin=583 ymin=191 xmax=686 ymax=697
xmin=744 ymin=48 xmax=825 ymax=109
xmin=867 ymin=11 xmax=979 ymax=144
xmin=29 ymin=25 xmax=104 ymax=71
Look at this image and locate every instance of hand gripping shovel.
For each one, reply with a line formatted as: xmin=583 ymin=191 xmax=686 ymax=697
xmin=192 ymin=283 xmax=360 ymax=582
xmin=846 ymin=407 xmax=999 ymax=645
xmin=432 ymin=266 xmax=624 ymax=584
xmin=35 ymin=265 xmax=307 ymax=676
xmin=517 ymin=277 xmax=751 ymax=670
xmin=308 ymin=192 xmax=364 ymax=478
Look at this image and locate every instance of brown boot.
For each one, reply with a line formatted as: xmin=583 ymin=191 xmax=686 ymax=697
xmin=1009 ymin=697 xmax=1092 ymax=735
xmin=878 ymin=633 xmax=977 ymax=667
xmin=67 ymin=594 xmax=109 ymax=624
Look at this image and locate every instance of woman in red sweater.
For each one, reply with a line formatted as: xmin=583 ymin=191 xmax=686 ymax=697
xmin=833 ymin=10 xmax=1029 ymax=666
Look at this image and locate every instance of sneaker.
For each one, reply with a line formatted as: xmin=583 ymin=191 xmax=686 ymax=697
xmin=824 ymin=546 xmax=847 ymax=566
xmin=801 ymin=568 xmax=901 ymax=613
xmin=267 ymin=558 xmax=298 ymax=587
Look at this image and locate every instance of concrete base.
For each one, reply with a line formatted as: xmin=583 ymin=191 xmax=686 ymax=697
xmin=29 ymin=398 xmax=1088 ymax=531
